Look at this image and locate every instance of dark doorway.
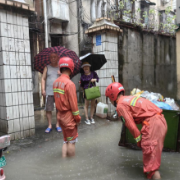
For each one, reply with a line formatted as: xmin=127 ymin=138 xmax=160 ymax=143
xmin=51 ymin=36 xmax=63 ymax=47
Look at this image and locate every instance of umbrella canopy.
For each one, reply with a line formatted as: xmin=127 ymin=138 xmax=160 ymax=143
xmin=80 ymin=53 xmax=107 ymax=73
xmin=34 ymin=46 xmax=82 ymax=78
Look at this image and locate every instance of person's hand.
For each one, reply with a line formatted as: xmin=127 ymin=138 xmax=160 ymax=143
xmin=75 ymin=115 xmax=81 ymax=125
xmin=91 ymin=79 xmax=96 ymax=83
xmin=42 ymin=90 xmax=46 ymax=97
xmin=76 ymin=121 xmax=81 ymax=126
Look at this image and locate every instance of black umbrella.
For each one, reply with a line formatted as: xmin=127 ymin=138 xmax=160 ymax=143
xmin=80 ymin=53 xmax=107 ymax=73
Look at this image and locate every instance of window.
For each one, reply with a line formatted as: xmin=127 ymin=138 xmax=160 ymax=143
xmin=102 ymin=1 xmax=107 ymax=17
xmin=123 ymin=0 xmax=132 ymax=22
xmin=141 ymin=2 xmax=149 ymax=24
xmin=51 ymin=36 xmax=63 ymax=47
xmin=159 ymin=10 xmax=175 ymax=33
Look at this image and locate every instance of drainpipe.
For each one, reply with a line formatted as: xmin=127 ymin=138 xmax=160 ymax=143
xmin=97 ymin=0 xmax=102 ymax=18
xmin=116 ymin=0 xmax=118 ymax=11
xmin=77 ymin=0 xmax=81 ymax=55
xmin=103 ymin=2 xmax=107 ymax=17
xmin=91 ymin=0 xmax=97 ymax=22
xmin=43 ymin=0 xmax=48 ymax=48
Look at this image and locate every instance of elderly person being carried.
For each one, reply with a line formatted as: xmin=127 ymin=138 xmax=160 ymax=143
xmin=80 ymin=62 xmax=99 ymax=125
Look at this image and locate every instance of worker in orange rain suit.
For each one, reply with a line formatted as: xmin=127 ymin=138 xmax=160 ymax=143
xmin=105 ymin=82 xmax=167 ymax=179
xmin=53 ymin=57 xmax=81 ymax=158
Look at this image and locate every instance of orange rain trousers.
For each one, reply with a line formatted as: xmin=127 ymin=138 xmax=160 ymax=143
xmin=53 ymin=74 xmax=81 ymax=142
xmin=141 ymin=114 xmax=167 ymax=179
xmin=117 ymin=96 xmax=167 ymax=179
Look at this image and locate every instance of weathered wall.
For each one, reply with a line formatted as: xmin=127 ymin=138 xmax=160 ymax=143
xmin=119 ymin=28 xmax=177 ymax=99
xmin=176 ymin=30 xmax=180 ymax=101
xmin=94 ymin=31 xmax=119 ymax=114
xmin=0 ymin=9 xmax=35 ymax=139
xmin=65 ymin=0 xmax=80 ymax=98
xmin=30 ymin=0 xmax=44 ymax=108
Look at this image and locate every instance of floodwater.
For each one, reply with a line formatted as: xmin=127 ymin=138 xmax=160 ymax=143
xmin=3 ymin=110 xmax=180 ymax=180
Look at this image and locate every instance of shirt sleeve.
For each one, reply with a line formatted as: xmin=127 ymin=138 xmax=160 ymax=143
xmin=117 ymin=105 xmax=141 ymax=142
xmin=67 ymin=83 xmax=81 ymax=123
xmin=94 ymin=71 xmax=99 ymax=82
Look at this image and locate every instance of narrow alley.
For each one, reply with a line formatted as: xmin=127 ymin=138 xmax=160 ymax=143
xmin=3 ymin=110 xmax=180 ymax=180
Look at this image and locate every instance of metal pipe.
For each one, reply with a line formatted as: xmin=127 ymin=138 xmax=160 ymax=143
xmin=91 ymin=0 xmax=97 ymax=22
xmin=43 ymin=0 xmax=48 ymax=48
xmin=103 ymin=2 xmax=107 ymax=17
xmin=77 ymin=0 xmax=81 ymax=56
xmin=97 ymin=0 xmax=102 ymax=18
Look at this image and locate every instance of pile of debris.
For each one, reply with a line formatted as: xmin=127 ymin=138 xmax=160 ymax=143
xmin=131 ymin=88 xmax=179 ymax=111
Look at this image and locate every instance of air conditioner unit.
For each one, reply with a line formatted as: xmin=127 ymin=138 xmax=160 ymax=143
xmin=48 ymin=0 xmax=70 ymax=22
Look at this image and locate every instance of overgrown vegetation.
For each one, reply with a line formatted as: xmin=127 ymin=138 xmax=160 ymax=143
xmin=108 ymin=0 xmax=178 ymax=35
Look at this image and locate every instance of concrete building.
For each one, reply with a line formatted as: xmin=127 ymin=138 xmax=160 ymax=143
xmin=31 ymin=0 xmax=112 ymax=107
xmin=0 ymin=0 xmax=35 ymax=139
xmin=0 ymin=0 xmax=113 ymax=138
xmin=150 ymin=0 xmax=176 ymax=32
xmin=85 ymin=17 xmax=122 ymax=114
xmin=109 ymin=0 xmax=176 ymax=33
xmin=0 ymin=0 xmax=177 ymax=138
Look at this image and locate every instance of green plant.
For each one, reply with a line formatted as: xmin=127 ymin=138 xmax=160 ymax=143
xmin=108 ymin=1 xmax=177 ymax=35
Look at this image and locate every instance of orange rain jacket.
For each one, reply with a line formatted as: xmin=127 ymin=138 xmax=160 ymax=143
xmin=117 ymin=96 xmax=167 ymax=179
xmin=53 ymin=74 xmax=81 ymax=141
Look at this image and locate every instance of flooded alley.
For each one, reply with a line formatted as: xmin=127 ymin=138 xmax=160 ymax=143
xmin=3 ymin=110 xmax=180 ymax=180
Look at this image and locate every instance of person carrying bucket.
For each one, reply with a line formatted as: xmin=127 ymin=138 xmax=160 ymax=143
xmin=105 ymin=82 xmax=167 ymax=179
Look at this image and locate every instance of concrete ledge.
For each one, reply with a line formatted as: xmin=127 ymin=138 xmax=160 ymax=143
xmin=0 ymin=0 xmax=35 ymax=11
xmin=85 ymin=17 xmax=123 ymax=34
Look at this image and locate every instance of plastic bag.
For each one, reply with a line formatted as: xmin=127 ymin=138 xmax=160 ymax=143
xmin=140 ymin=91 xmax=149 ymax=98
xmin=140 ymin=92 xmax=164 ymax=102
xmin=151 ymin=100 xmax=173 ymax=110
xmin=130 ymin=88 xmax=179 ymax=111
xmin=131 ymin=88 xmax=141 ymax=95
xmin=164 ymin=98 xmax=179 ymax=111
xmin=140 ymin=92 xmax=158 ymax=101
xmin=147 ymin=93 xmax=159 ymax=101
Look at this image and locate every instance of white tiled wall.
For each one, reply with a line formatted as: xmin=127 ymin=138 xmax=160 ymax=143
xmin=93 ymin=32 xmax=119 ymax=115
xmin=0 ymin=10 xmax=35 ymax=139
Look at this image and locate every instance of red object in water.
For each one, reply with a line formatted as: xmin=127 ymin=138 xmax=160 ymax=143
xmin=0 ymin=168 xmax=5 ymax=180
xmin=0 ymin=169 xmax=3 ymax=176
xmin=0 ymin=135 xmax=10 ymax=180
